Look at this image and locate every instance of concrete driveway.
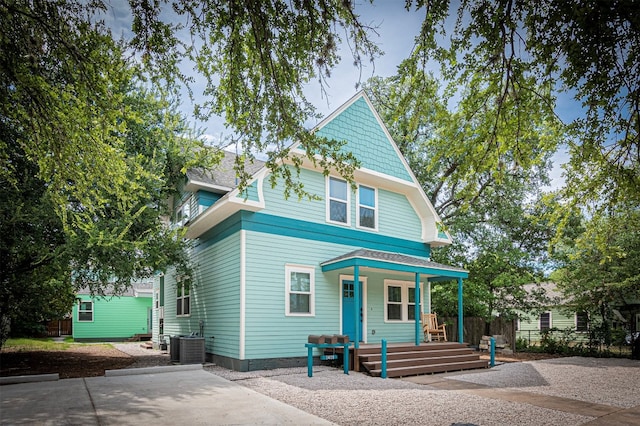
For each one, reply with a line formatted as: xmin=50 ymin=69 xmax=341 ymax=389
xmin=0 ymin=365 xmax=332 ymax=425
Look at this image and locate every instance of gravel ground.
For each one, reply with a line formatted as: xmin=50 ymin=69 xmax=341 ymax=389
xmin=451 ymin=356 xmax=640 ymax=408
xmin=112 ymin=342 xmax=172 ymax=368
xmin=110 ymin=346 xmax=639 ymax=426
xmin=203 ymin=358 xmax=640 ymax=426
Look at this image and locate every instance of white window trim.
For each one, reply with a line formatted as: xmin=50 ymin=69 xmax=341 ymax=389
xmin=285 ymin=264 xmax=315 ymax=317
xmin=176 ymin=283 xmax=191 ymax=317
xmin=175 ymin=195 xmax=192 ymax=226
xmin=356 ymin=184 xmax=378 ymax=231
xmin=326 ymin=176 xmax=351 ymax=226
xmin=78 ymin=300 xmax=94 ymax=322
xmin=383 ymin=279 xmax=424 ymax=323
xmin=539 ymin=311 xmax=552 ymax=330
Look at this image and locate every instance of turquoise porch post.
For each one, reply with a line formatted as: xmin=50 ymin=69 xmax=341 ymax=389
xmin=354 ymin=265 xmax=360 ymax=350
xmin=414 ymin=272 xmax=420 ymax=346
xmin=458 ymin=277 xmax=464 ymax=343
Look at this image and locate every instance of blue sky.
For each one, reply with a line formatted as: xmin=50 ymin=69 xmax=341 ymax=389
xmin=103 ymin=1 xmax=567 ymax=189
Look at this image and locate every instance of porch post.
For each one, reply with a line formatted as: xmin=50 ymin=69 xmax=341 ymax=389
xmin=458 ymin=277 xmax=464 ymax=343
xmin=354 ymin=265 xmax=360 ymax=350
xmin=415 ymin=273 xmax=421 ymax=346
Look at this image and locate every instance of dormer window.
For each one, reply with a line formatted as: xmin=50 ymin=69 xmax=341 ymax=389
xmin=327 ymin=177 xmax=350 ymax=225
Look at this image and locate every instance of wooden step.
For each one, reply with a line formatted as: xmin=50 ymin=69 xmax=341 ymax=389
xmin=350 ymin=342 xmax=469 ymax=355
xmin=362 ymin=353 xmax=481 ymax=370
xmin=126 ymin=333 xmax=152 ymax=342
xmin=368 ymin=359 xmax=489 ymax=378
xmin=359 ymin=348 xmax=471 ymax=362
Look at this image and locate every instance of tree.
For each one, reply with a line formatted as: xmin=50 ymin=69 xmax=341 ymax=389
xmin=364 ymin=66 xmax=560 ymax=222
xmin=1 ymin=0 xmax=226 ymax=343
xmin=430 ymin=185 xmax=556 ymax=333
xmin=0 ymin=80 xmax=210 ymax=346
xmin=406 ymin=0 xmax=640 ymax=214
xmin=0 ymin=0 xmax=378 ymax=343
xmin=0 ymin=140 xmax=75 ymax=345
xmin=111 ymin=0 xmax=382 ymax=197
xmin=553 ymin=205 xmax=640 ymax=355
xmin=365 ymin=74 xmax=557 ymax=329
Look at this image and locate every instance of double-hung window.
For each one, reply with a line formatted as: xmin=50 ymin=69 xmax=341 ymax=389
xmin=78 ymin=300 xmax=93 ymax=322
xmin=384 ymin=280 xmax=422 ymax=322
xmin=386 ymin=285 xmax=402 ymax=320
xmin=539 ymin=311 xmax=551 ymax=330
xmin=177 ymin=284 xmax=190 ymax=316
xmin=357 ymin=185 xmax=377 ymax=230
xmin=327 ymin=177 xmax=349 ymax=225
xmin=285 ymin=265 xmax=315 ymax=316
xmin=576 ymin=311 xmax=589 ymax=332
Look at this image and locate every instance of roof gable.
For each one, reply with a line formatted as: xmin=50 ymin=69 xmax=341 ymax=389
xmin=314 ymin=94 xmax=413 ymax=182
xmin=186 ymin=91 xmax=452 ymax=246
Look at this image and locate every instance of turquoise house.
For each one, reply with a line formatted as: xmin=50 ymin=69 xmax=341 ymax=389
xmin=155 ymin=92 xmax=468 ymax=371
xmin=73 ymin=281 xmax=153 ymax=342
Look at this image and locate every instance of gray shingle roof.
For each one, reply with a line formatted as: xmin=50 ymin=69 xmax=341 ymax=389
xmin=186 ymin=150 xmax=266 ymax=190
xmin=77 ymin=281 xmax=154 ymax=297
xmin=321 ymin=249 xmax=467 ymax=273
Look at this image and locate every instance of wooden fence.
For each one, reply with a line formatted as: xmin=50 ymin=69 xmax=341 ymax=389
xmin=441 ymin=316 xmax=517 ymax=352
xmin=46 ymin=319 xmax=72 ymax=337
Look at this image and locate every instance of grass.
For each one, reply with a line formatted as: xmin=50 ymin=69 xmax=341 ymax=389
xmin=3 ymin=337 xmax=71 ymax=351
xmin=3 ymin=337 xmax=113 ymax=352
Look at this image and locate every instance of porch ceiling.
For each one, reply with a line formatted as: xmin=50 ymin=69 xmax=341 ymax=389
xmin=320 ymin=249 xmax=468 ymax=280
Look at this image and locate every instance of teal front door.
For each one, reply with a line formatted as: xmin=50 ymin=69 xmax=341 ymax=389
xmin=342 ymin=279 xmax=363 ymax=342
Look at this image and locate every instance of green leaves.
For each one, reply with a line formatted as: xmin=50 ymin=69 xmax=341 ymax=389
xmin=139 ymin=0 xmax=380 ymax=197
xmin=407 ymin=0 xmax=639 ymax=215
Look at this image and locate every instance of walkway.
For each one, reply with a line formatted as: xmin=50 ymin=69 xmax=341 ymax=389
xmin=406 ymin=374 xmax=640 ymax=425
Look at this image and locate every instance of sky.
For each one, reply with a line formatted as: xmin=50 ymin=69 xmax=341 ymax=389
xmin=104 ymin=1 xmax=568 ymax=190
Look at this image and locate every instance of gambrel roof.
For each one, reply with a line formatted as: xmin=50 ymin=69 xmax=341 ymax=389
xmin=186 ymin=91 xmax=451 ymax=246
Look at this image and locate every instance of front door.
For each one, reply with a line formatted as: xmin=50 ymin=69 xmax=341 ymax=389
xmin=342 ymin=279 xmax=363 ymax=342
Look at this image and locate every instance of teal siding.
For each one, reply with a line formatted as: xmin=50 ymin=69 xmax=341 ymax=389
xmin=159 ymin=269 xmax=196 ymax=338
xmin=359 ymin=270 xmax=426 ymax=344
xmin=197 ymin=211 xmax=431 ymax=258
xmin=260 ymin=167 xmax=424 ymax=242
xmin=378 ymin=189 xmax=422 ymax=240
xmin=316 ymin=97 xmax=413 ymax=182
xmin=243 ymin=232 xmax=430 ymax=359
xmin=197 ymin=190 xmax=221 ymax=209
xmin=73 ymin=296 xmax=151 ymax=340
xmin=162 ymin=234 xmax=242 ymax=359
xmin=243 ymin=231 xmax=341 ymax=359
xmin=238 ymin=180 xmax=260 ymax=202
xmin=261 ymin=167 xmax=325 ymax=222
xmin=193 ymin=234 xmax=242 ymax=358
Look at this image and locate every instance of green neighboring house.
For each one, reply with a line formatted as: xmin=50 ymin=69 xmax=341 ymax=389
xmin=516 ymin=282 xmax=590 ymax=346
xmin=73 ymin=281 xmax=153 ymax=342
xmin=517 ymin=282 xmax=640 ymax=347
xmin=155 ymin=92 xmax=469 ymax=371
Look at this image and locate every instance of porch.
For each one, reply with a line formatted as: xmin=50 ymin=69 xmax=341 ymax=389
xmin=335 ymin=341 xmax=488 ymax=378
xmin=321 ymin=249 xmax=469 ymax=348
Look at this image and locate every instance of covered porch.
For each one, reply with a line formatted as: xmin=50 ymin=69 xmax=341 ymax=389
xmin=320 ymin=249 xmax=469 ymax=349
